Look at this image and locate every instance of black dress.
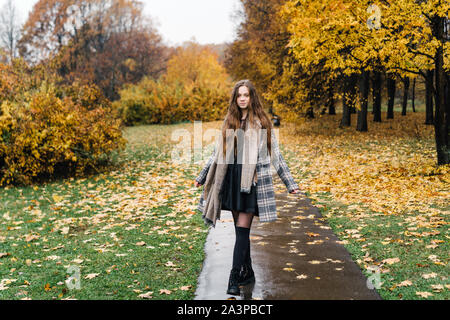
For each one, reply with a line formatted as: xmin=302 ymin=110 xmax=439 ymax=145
xmin=220 ymin=118 xmax=259 ymax=216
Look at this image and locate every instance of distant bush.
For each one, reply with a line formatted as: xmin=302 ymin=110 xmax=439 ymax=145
xmin=115 ymin=77 xmax=229 ymax=125
xmin=114 ymin=42 xmax=231 ymax=125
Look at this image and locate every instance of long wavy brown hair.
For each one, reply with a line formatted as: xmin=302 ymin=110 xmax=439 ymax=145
xmin=221 ymin=79 xmax=273 ymax=158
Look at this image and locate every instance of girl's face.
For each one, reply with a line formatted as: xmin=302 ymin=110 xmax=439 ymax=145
xmin=237 ymin=86 xmax=250 ymax=110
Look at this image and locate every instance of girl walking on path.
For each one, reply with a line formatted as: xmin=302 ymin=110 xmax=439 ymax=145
xmin=194 ymin=79 xmax=302 ymax=296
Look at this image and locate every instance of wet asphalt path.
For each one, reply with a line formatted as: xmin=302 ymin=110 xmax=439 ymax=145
xmin=194 ymin=184 xmax=382 ymax=300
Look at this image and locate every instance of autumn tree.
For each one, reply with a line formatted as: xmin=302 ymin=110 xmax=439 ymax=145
xmin=277 ymin=1 xmax=369 ymax=127
xmin=373 ymin=0 xmax=449 ymax=164
xmin=18 ymin=0 xmax=169 ymax=100
xmin=0 ymin=0 xmax=21 ymax=63
xmin=282 ymin=0 xmax=449 ymax=164
xmin=224 ymin=0 xmax=292 ymax=114
xmin=115 ymin=41 xmax=232 ymax=124
xmin=163 ymin=41 xmax=231 ymax=94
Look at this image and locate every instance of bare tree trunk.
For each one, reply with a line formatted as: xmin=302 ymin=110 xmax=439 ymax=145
xmin=387 ymin=73 xmax=396 ymax=119
xmin=329 ymin=86 xmax=336 ymax=115
xmin=401 ymin=76 xmax=410 ymax=116
xmin=340 ymin=74 xmax=357 ymax=127
xmin=357 ymin=70 xmax=369 ymax=132
xmin=425 ymin=69 xmax=434 ymax=125
xmin=372 ymin=70 xmax=382 ymax=122
xmin=305 ymin=107 xmax=315 ymax=119
xmin=0 ymin=0 xmax=21 ymax=63
xmin=432 ymin=15 xmax=449 ymax=165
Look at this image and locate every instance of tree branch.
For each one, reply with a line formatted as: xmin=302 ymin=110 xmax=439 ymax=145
xmin=388 ymin=65 xmax=426 ymax=78
xmin=406 ymin=45 xmax=435 ymax=60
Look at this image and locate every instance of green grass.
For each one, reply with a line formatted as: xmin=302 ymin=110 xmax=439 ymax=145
xmin=299 ymin=190 xmax=449 ymax=300
xmin=279 ymin=110 xmax=449 ymax=300
xmin=0 ymin=128 xmax=209 ymax=300
xmin=1 ymin=115 xmax=447 ymax=300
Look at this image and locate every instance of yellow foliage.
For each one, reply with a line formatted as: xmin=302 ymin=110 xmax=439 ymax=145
xmin=163 ymin=42 xmax=230 ymax=93
xmin=114 ymin=42 xmax=232 ymax=125
xmin=280 ymin=112 xmax=449 ymax=217
xmin=281 ymin=0 xmax=448 ymax=77
xmin=0 ymin=81 xmax=127 ymax=186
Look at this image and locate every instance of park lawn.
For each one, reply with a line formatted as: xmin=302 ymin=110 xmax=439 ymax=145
xmin=280 ymin=108 xmax=449 ymax=300
xmin=0 ymin=125 xmax=210 ymax=300
xmin=1 ymin=106 xmax=448 ymax=300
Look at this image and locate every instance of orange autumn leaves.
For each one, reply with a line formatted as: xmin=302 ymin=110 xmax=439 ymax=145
xmin=281 ymin=114 xmax=449 ymax=219
xmin=137 ymin=286 xmax=192 ymax=299
xmin=272 ymin=113 xmax=448 ymax=299
xmin=19 ymin=0 xmax=167 ymax=100
xmin=114 ymin=41 xmax=232 ymax=125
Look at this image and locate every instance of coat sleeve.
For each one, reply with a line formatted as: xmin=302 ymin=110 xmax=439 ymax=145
xmin=270 ymin=130 xmax=299 ymax=193
xmin=195 ymin=145 xmax=217 ymax=185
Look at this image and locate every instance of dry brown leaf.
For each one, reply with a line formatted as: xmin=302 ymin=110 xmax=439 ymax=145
xmin=382 ymin=257 xmax=400 ymax=265
xmin=422 ymin=272 xmax=437 ymax=279
xmin=159 ymin=289 xmax=172 ymax=295
xmin=46 ymin=255 xmax=60 ymax=261
xmin=397 ymin=280 xmax=413 ymax=287
xmin=138 ymin=291 xmax=153 ymax=299
xmin=416 ymin=291 xmax=433 ymax=298
xmin=431 ymin=284 xmax=444 ymax=292
xmin=180 ymin=285 xmax=192 ymax=291
xmin=25 ymin=234 xmax=40 ymax=242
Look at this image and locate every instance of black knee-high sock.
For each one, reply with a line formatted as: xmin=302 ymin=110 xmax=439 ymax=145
xmin=246 ymin=240 xmax=251 ymax=266
xmin=232 ymin=226 xmax=250 ymax=271
xmin=236 ymin=225 xmax=251 ymax=266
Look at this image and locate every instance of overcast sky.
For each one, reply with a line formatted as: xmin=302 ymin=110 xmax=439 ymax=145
xmin=0 ymin=0 xmax=243 ymax=46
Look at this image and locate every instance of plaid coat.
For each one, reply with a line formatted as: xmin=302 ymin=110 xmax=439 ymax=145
xmin=195 ymin=124 xmax=299 ymax=223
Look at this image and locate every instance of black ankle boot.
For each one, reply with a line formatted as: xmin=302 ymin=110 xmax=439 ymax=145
xmin=226 ymin=268 xmax=241 ymax=296
xmin=238 ymin=263 xmax=255 ymax=286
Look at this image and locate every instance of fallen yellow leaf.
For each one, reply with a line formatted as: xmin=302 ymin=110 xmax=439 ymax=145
xmin=52 ymin=195 xmax=64 ymax=202
xmin=283 ymin=267 xmax=295 ymax=272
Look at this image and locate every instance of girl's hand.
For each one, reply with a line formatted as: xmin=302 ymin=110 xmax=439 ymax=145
xmin=289 ymin=189 xmax=301 ymax=194
xmin=194 ymin=180 xmax=202 ymax=188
